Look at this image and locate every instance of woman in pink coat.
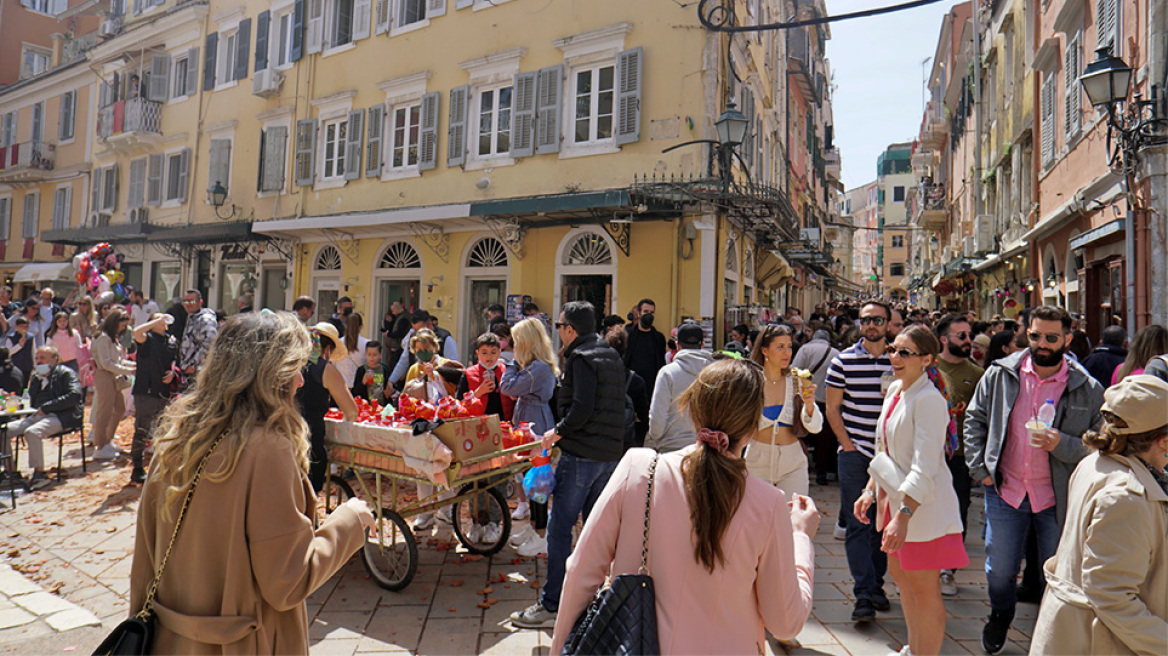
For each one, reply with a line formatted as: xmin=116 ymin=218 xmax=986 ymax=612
xmin=550 ymin=358 xmax=820 ymax=654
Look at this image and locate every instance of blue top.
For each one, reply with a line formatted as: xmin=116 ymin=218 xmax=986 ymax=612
xmin=499 ymin=359 xmax=557 ymax=434
xmin=762 ymin=404 xmax=792 ymax=427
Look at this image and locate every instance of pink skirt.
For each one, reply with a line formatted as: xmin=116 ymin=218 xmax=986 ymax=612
xmin=889 ymin=532 xmax=969 ymax=571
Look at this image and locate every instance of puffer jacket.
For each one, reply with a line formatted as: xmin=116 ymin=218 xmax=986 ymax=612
xmin=963 ymin=350 xmax=1103 ymax=525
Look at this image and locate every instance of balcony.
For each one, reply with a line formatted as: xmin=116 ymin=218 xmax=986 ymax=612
xmin=824 ymin=147 xmax=841 ymax=181
xmin=0 ymin=141 xmax=56 ymax=182
xmin=97 ymin=97 xmax=162 ymax=151
xmin=787 ymin=29 xmax=817 ymax=101
xmin=912 ymin=181 xmax=947 ymax=231
xmin=919 ymin=100 xmax=948 ymax=150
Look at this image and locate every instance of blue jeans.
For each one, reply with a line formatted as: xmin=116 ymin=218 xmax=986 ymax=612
xmin=983 ymin=485 xmax=1059 ymax=615
xmin=540 ymin=452 xmax=618 ymax=612
xmin=839 ymin=449 xmax=887 ymax=602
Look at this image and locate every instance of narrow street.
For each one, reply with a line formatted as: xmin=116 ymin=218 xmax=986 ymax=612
xmin=0 ymin=413 xmax=1037 ymax=655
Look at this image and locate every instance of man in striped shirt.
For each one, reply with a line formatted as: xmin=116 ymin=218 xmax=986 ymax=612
xmin=826 ymin=299 xmax=894 ymax=622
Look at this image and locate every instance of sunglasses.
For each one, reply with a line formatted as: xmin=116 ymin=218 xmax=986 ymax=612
xmin=891 ymin=348 xmax=924 ymax=359
xmin=554 ymin=322 xmax=568 ymax=329
xmin=950 ymin=331 xmax=969 ymax=340
xmin=1027 ymin=331 xmax=1062 ymax=345
xmin=859 ymin=316 xmax=886 ymax=326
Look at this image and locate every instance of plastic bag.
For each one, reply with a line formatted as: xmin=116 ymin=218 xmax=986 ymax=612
xmin=522 ymin=449 xmax=555 ymax=504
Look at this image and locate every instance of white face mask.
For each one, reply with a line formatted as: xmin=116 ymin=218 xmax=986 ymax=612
xmin=35 ymin=363 xmax=51 ymax=377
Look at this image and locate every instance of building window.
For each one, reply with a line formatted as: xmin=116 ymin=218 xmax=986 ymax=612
xmin=891 ymin=235 xmax=904 ymax=248
xmin=165 ymin=152 xmax=185 ymax=202
xmin=476 ymin=86 xmax=512 ymax=157
xmin=322 ymin=118 xmax=348 ymax=179
xmin=0 ymin=112 xmax=15 ymax=147
xmin=206 ymin=139 xmax=231 ymax=198
xmin=0 ymin=197 xmax=10 ymax=240
xmin=388 ymin=103 xmax=420 ymax=169
xmin=21 ymin=193 xmax=39 ymax=239
xmin=572 ymin=64 xmax=615 ymax=144
xmin=51 ymin=186 xmax=71 ymax=231
xmin=330 ymin=0 xmax=354 ymax=47
xmin=24 ymin=0 xmax=51 ymax=13
xmin=172 ymin=55 xmax=189 ymax=98
xmin=275 ymin=11 xmax=295 ymax=67
xmin=889 ymin=262 xmax=905 ymax=277
xmin=31 ymin=102 xmax=45 ymax=142
xmin=893 ymin=186 xmax=905 ymax=202
xmin=58 ymin=90 xmax=75 ymax=140
xmin=21 ymin=47 xmax=51 ymax=79
xmin=218 ymin=31 xmax=238 ymax=86
xmin=398 ymin=0 xmax=426 ymax=27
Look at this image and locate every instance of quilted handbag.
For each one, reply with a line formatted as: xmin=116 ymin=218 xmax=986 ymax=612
xmin=93 ymin=433 xmax=226 ymax=656
xmin=562 ymin=453 xmax=660 ymax=656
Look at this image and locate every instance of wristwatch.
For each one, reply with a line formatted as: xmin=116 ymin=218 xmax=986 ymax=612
xmin=862 ymin=488 xmax=876 ymax=499
xmin=897 ymin=505 xmax=914 ymax=517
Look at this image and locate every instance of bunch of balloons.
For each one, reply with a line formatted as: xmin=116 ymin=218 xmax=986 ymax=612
xmin=73 ymin=242 xmax=129 ymax=303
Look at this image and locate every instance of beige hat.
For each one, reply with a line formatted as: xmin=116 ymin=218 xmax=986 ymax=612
xmin=311 ymin=322 xmax=348 ymax=362
xmin=972 ymin=333 xmax=991 ymax=350
xmin=1102 ymin=374 xmax=1168 ymax=435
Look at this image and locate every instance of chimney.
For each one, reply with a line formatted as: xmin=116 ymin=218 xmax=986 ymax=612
xmin=51 ymin=32 xmax=67 ymax=68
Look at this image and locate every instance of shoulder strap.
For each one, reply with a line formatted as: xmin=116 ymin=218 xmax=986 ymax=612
xmin=136 ymin=432 xmax=227 ymax=620
xmin=638 ymin=452 xmax=660 ymax=576
xmin=809 ymin=344 xmax=833 ymax=376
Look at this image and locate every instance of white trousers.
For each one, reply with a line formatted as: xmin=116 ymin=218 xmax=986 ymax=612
xmin=745 ymin=440 xmax=809 ymax=497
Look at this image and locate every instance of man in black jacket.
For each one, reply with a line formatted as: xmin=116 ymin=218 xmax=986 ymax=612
xmin=624 ymin=298 xmax=666 ymax=397
xmin=130 ymin=314 xmax=177 ymax=484
xmin=9 ymin=346 xmax=82 ymax=489
xmin=1080 ymin=325 xmax=1127 ymax=387
xmin=511 ymin=300 xmax=626 ymax=630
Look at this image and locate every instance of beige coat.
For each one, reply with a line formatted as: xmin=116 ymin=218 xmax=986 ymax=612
xmin=1030 ymin=451 xmax=1168 ymax=655
xmin=129 ymin=428 xmax=365 ymax=654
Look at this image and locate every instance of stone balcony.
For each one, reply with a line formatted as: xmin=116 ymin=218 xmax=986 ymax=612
xmin=0 ymin=141 xmax=56 ymax=182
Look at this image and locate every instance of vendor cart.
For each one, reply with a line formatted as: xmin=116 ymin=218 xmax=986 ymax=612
xmin=321 ymin=418 xmax=542 ymax=591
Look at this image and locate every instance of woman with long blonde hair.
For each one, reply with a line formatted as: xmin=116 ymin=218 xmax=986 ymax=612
xmin=500 ymin=318 xmax=560 ymax=555
xmin=129 ymin=312 xmax=372 ymax=653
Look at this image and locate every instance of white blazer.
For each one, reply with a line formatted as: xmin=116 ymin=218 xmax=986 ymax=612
xmin=872 ymin=374 xmax=964 ymax=543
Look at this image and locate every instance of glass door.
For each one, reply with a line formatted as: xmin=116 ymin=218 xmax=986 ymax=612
xmin=465 ymin=279 xmax=507 ymax=361
xmin=376 ymin=278 xmax=420 ymax=339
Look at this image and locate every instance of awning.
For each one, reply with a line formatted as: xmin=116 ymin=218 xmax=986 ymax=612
xmin=253 ymin=204 xmax=475 ymax=240
xmin=14 ymin=262 xmax=75 ymax=284
xmin=1068 ymin=219 xmax=1125 ymax=250
xmin=973 ymin=241 xmax=1028 ymax=272
xmin=43 ymin=221 xmax=156 ymax=246
xmin=147 ymin=221 xmax=255 ymax=244
xmin=470 ymin=190 xmax=630 ymax=217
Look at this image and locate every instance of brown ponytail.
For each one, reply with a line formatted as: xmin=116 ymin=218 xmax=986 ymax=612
xmin=1083 ymin=411 xmax=1168 ymax=457
xmin=676 ymin=358 xmax=764 ymax=572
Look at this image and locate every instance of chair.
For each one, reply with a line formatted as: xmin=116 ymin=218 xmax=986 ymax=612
xmin=53 ymin=423 xmax=87 ymax=481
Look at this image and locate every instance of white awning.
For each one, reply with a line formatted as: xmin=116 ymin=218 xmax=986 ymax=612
xmin=13 ymin=262 xmax=75 ymax=284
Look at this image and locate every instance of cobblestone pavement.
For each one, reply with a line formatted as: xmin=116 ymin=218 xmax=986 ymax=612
xmin=0 ymin=418 xmax=1037 ymax=655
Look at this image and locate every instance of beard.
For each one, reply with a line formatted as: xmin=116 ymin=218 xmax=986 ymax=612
xmin=1029 ymin=344 xmax=1066 ymax=367
xmin=947 ymin=342 xmax=972 ymax=359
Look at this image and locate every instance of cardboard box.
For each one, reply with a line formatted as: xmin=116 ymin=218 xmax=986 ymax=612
xmin=431 ymin=415 xmax=505 ymax=462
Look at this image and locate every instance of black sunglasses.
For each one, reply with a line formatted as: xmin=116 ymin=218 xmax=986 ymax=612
xmin=891 ymin=348 xmax=924 ymax=359
xmin=554 ymin=322 xmax=568 ymax=329
xmin=859 ymin=316 xmax=886 ymax=326
xmin=1027 ymin=331 xmax=1062 ymax=345
xmin=950 ymin=331 xmax=969 ymax=340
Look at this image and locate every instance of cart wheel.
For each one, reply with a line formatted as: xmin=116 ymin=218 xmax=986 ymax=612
xmin=315 ymin=476 xmax=355 ymax=525
xmin=451 ymin=484 xmax=511 ymax=556
xmin=362 ymin=510 xmax=418 ymax=591
xmin=504 ymin=477 xmax=517 ymax=500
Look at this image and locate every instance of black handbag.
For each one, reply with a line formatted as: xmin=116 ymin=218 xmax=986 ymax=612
xmin=93 ymin=434 xmax=226 ymax=656
xmin=562 ymin=453 xmax=660 ymax=656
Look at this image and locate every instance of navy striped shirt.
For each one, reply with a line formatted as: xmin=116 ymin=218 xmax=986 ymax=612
xmin=826 ymin=340 xmax=892 ymax=458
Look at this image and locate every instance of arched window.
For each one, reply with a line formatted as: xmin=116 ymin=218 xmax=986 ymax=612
xmin=315 ymin=246 xmax=342 ymax=271
xmin=378 ymin=241 xmax=421 ymax=269
xmin=563 ymin=233 xmax=613 ymax=266
xmin=467 ymin=237 xmax=509 ymax=268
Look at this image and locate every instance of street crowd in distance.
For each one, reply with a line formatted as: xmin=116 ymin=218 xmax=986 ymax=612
xmin=3 ymin=284 xmax=1166 ymax=655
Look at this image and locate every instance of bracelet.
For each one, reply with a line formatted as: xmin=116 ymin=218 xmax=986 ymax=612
xmin=861 ymin=488 xmax=876 ymax=499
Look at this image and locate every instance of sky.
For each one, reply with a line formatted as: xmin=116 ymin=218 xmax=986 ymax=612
xmin=827 ymin=0 xmax=963 ymax=191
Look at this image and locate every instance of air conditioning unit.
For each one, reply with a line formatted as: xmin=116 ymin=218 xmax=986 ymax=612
xmin=962 ymin=236 xmax=976 ymax=257
xmin=252 ymin=68 xmax=284 ymax=97
xmin=99 ymin=18 xmax=121 ymax=39
xmin=87 ymin=211 xmax=112 ymax=227
xmin=127 ymin=206 xmax=147 ymax=224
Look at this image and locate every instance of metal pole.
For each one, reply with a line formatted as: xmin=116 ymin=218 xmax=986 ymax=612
xmin=1124 ymin=174 xmax=1137 ymax=339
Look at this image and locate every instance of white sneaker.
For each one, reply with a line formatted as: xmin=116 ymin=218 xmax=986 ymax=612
xmin=437 ymin=507 xmax=452 ymax=524
xmin=411 ymin=513 xmax=436 ymax=531
xmin=465 ymin=522 xmax=484 ymax=543
xmin=510 ymin=602 xmax=556 ymax=629
xmin=517 ymin=532 xmax=548 ymax=557
xmin=510 ymin=524 xmax=536 ymax=547
xmin=940 ymin=570 xmax=958 ymax=596
xmin=511 ymin=501 xmax=530 ymax=520
xmin=833 ymin=522 xmax=847 ymax=540
xmin=93 ymin=443 xmax=121 ymax=460
xmin=481 ymin=522 xmax=502 ymax=545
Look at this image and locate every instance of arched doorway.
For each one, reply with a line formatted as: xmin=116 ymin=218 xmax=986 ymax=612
xmin=555 ymin=228 xmax=618 ymax=333
xmin=310 ymin=245 xmax=343 ymax=323
xmin=461 ymin=235 xmax=510 ymax=361
xmin=372 ymin=240 xmax=422 ymax=341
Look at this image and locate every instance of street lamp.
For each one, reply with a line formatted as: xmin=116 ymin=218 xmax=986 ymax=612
xmin=209 ymin=180 xmax=238 ymax=220
xmin=1078 ymin=46 xmax=1133 ymax=108
xmin=714 ymin=102 xmax=749 ymax=147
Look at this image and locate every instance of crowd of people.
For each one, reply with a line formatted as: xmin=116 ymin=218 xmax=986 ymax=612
xmin=5 ymin=280 xmax=1162 ymax=655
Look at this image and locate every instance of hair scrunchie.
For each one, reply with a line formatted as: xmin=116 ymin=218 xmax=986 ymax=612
xmin=697 ymin=428 xmax=730 ymax=453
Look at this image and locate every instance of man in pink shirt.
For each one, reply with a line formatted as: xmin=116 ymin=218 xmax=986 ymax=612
xmin=964 ymin=306 xmax=1104 ymax=655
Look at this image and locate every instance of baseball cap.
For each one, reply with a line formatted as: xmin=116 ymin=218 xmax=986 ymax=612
xmin=972 ymin=334 xmax=991 ymax=350
xmin=1101 ymin=374 xmax=1168 ymax=435
xmin=676 ymin=322 xmax=704 ymax=348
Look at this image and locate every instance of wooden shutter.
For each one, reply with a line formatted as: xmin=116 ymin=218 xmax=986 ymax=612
xmin=209 ymin=139 xmax=232 ymax=195
xmin=90 ymin=168 xmax=102 ymax=215
xmin=255 ymin=11 xmax=270 ymax=72
xmin=203 ymin=33 xmax=218 ymax=90
xmin=418 ymin=91 xmax=439 ymax=171
xmin=291 ymin=0 xmax=305 ymax=61
xmin=366 ymin=104 xmax=384 ymax=177
xmin=306 ymin=0 xmax=324 ymax=54
xmin=235 ymin=18 xmax=251 ymax=82
xmin=1064 ymin=35 xmax=1080 ymax=138
xmin=22 ymin=194 xmax=38 ymax=239
xmin=455 ymin=0 xmax=472 ymax=8
xmin=1097 ymin=0 xmax=1117 ymax=50
xmin=615 ymin=46 xmax=642 ymax=145
xmin=509 ymin=71 xmax=537 ymax=158
xmin=104 ymin=163 xmax=118 ymax=212
xmin=147 ymin=153 xmax=163 ymax=205
xmin=128 ymin=158 xmax=146 ymax=208
xmin=58 ymin=91 xmax=74 ymax=140
xmin=447 ymin=86 xmax=468 ymax=167
xmin=185 ymin=47 xmax=199 ymax=96
xmin=375 ymin=0 xmax=390 ymax=34
xmin=296 ymin=119 xmax=317 ymax=185
xmin=344 ymin=109 xmax=364 ymax=180
xmin=147 ymin=54 xmax=170 ymax=101
xmin=260 ymin=126 xmax=287 ymax=191
xmin=1041 ymin=73 xmax=1055 ymax=164
xmin=0 ymin=198 xmax=9 ymax=240
xmin=534 ymin=66 xmax=562 ymax=155
xmin=354 ymin=0 xmax=372 ymax=40
xmin=177 ymin=149 xmax=190 ymax=203
xmin=427 ymin=0 xmax=446 ymax=18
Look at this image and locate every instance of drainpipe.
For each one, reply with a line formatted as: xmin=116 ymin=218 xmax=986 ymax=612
xmin=1145 ymin=0 xmax=1168 ymax=326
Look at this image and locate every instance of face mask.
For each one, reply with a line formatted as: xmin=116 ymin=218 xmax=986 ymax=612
xmin=35 ymin=363 xmax=51 ymax=377
xmin=416 ymin=350 xmax=434 ymax=363
xmin=640 ymin=313 xmax=655 ymax=328
xmin=499 ymin=340 xmax=510 ymax=350
xmin=342 ymin=307 xmax=353 ymax=317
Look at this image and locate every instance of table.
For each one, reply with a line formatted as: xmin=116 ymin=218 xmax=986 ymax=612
xmin=1 ymin=407 xmax=38 ymax=503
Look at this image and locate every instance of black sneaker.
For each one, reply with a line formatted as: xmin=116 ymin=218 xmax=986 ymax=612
xmin=1015 ymin=584 xmax=1042 ymax=604
xmin=981 ymin=610 xmax=1013 ymax=655
xmin=851 ymin=598 xmax=876 ymax=622
xmin=29 ymin=471 xmax=51 ymax=490
xmin=872 ymin=589 xmax=892 ymax=611
xmin=815 ymin=471 xmax=828 ymax=486
xmin=130 ymin=467 xmax=147 ymax=485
